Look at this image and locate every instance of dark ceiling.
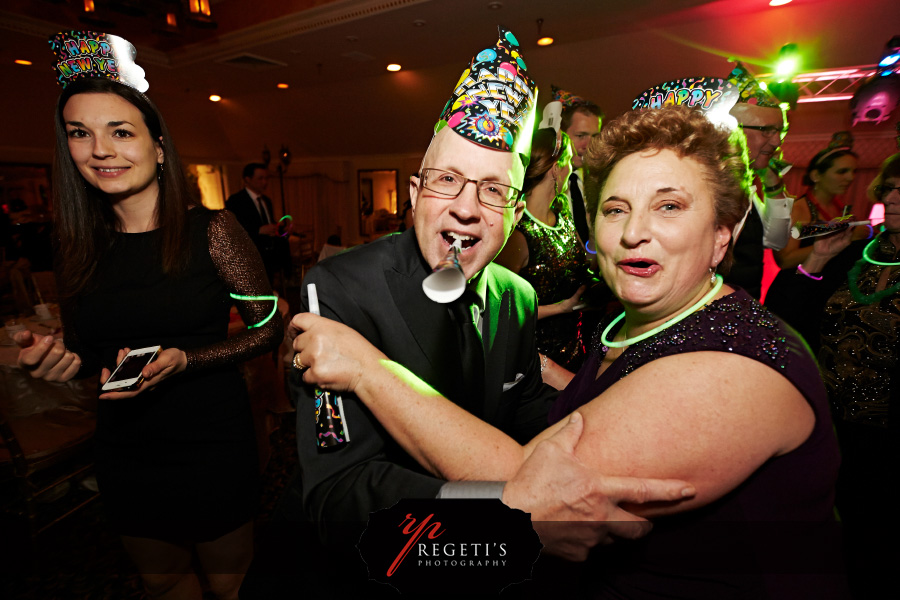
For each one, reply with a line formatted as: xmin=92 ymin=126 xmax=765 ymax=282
xmin=0 ymin=0 xmax=896 ymax=163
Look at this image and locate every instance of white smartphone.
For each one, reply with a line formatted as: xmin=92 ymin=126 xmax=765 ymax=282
xmin=101 ymin=345 xmax=161 ymax=392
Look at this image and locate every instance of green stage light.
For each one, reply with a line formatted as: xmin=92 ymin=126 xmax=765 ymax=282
xmin=774 ymin=43 xmax=800 ymax=82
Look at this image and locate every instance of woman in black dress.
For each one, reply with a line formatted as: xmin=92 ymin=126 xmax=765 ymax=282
xmin=16 ymin=65 xmax=282 ymax=600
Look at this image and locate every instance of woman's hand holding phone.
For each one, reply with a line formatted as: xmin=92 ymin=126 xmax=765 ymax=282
xmin=15 ymin=330 xmax=82 ymax=382
xmin=99 ymin=346 xmax=188 ymax=400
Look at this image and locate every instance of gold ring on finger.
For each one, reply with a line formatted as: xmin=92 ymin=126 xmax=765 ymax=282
xmin=292 ymin=353 xmax=307 ymax=371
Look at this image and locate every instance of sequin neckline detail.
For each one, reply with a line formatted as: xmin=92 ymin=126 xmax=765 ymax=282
xmin=593 ymin=290 xmax=791 ymax=377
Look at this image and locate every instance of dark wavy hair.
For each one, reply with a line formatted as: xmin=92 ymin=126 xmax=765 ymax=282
xmin=521 ymin=129 xmax=573 ymax=197
xmin=52 ymin=78 xmax=196 ymax=299
xmin=583 ymin=105 xmax=750 ymax=273
xmin=802 ymin=146 xmax=858 ymax=187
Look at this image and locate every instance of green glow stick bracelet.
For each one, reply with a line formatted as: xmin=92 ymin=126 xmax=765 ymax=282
xmin=229 ymin=294 xmax=278 ymax=328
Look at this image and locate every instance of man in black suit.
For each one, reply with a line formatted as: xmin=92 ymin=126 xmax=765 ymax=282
xmin=288 ymin=24 xmax=690 ymax=553
xmin=225 ymin=163 xmax=288 ymax=285
xmin=551 ymin=87 xmax=602 ymax=246
xmin=240 ymin=28 xmax=692 ymax=599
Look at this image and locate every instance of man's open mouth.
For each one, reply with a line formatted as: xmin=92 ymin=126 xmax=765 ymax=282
xmin=442 ymin=231 xmax=479 ymax=250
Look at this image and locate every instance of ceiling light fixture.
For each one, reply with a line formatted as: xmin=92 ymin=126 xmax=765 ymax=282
xmin=277 ymin=83 xmax=289 ymax=89
xmin=387 ymin=64 xmax=401 ymax=72
xmin=188 ymin=0 xmax=211 ymax=17
xmin=487 ymin=2 xmax=503 ymax=9
xmin=769 ymin=0 xmax=792 ymax=6
xmin=14 ymin=59 xmax=32 ymax=66
xmin=209 ymin=94 xmax=222 ymax=102
xmin=79 ymin=0 xmax=115 ymax=26
xmin=187 ymin=0 xmax=216 ymax=28
xmin=536 ymin=18 xmax=553 ymax=47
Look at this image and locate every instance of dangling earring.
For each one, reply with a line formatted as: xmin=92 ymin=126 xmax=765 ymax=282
xmin=157 ymin=162 xmax=165 ymax=181
xmin=553 ymin=176 xmax=560 ymax=198
xmin=709 ymin=267 xmax=717 ymax=285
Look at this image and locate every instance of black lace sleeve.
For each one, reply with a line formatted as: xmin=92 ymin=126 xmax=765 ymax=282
xmin=184 ymin=210 xmax=284 ymax=371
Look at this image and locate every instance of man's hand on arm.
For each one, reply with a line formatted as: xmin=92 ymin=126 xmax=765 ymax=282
xmin=501 ymin=412 xmax=695 ymax=561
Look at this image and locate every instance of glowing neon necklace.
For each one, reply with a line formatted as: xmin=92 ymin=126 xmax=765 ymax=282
xmin=861 ymin=234 xmax=900 ymax=267
xmin=601 ymin=275 xmax=723 ymax=348
xmin=847 ymin=233 xmax=900 ymax=305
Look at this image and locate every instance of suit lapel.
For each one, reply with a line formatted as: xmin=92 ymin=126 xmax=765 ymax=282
xmin=384 ymin=230 xmax=466 ymax=401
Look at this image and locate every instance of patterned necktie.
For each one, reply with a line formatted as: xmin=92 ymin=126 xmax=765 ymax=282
xmin=569 ymin=172 xmax=590 ymax=244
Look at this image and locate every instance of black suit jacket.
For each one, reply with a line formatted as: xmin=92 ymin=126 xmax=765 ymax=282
xmin=225 ymin=190 xmax=285 ymax=278
xmin=290 ymin=228 xmax=556 ymax=543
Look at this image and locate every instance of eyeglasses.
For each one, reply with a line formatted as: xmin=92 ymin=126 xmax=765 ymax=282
xmin=419 ymin=168 xmax=521 ymax=208
xmin=739 ymin=124 xmax=789 ymax=138
xmin=874 ymin=184 xmax=900 ymax=199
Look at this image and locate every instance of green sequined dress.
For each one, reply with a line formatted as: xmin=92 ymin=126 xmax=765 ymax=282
xmin=515 ymin=199 xmax=589 ymax=371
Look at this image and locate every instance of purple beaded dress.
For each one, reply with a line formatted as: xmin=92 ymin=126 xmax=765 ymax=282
xmin=549 ymin=289 xmax=848 ymax=599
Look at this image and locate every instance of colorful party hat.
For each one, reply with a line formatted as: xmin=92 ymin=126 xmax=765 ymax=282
xmin=539 ymin=100 xmax=563 ymax=132
xmin=436 ymin=27 xmax=537 ymax=159
xmin=632 ymin=76 xmax=741 ymax=129
xmin=49 ymin=30 xmax=149 ymax=93
xmin=551 ymin=85 xmax=588 ymax=108
xmin=727 ymin=63 xmax=780 ymax=108
xmin=538 ymin=100 xmax=564 ymax=157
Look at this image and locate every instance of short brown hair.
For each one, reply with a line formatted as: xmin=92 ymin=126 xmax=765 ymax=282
xmin=583 ymin=105 xmax=750 ymax=273
xmin=561 ymin=103 xmax=603 ymax=132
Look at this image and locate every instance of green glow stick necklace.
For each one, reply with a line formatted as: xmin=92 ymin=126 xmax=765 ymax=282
xmin=601 ymin=275 xmax=723 ymax=348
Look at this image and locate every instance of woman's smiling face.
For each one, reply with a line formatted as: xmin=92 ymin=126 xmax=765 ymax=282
xmin=63 ymin=92 xmax=163 ymax=204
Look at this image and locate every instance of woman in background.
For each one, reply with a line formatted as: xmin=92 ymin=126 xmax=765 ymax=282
xmin=775 ymin=144 xmax=863 ymax=268
xmin=494 ymin=128 xmax=591 ymax=372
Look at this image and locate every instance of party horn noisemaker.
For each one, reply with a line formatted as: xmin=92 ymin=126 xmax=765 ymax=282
xmin=308 ymin=283 xmax=350 ymax=450
xmin=791 ymin=219 xmax=870 ymax=240
xmin=422 ymin=239 xmax=465 ymax=303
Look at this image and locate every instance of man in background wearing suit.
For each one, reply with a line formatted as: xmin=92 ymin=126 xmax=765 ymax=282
xmin=226 ymin=163 xmax=289 ymax=286
xmin=552 ymin=87 xmax=602 ymax=246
